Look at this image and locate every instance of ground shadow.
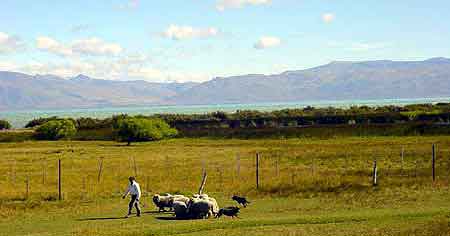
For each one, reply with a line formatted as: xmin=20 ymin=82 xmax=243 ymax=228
xmin=77 ymin=216 xmax=128 ymax=221
xmin=98 ymin=144 xmax=130 ymax=147
xmin=155 ymin=216 xmax=191 ymax=221
xmin=143 ymin=210 xmax=172 ymax=214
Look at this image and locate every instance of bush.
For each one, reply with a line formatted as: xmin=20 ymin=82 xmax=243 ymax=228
xmin=35 ymin=119 xmax=77 ymax=140
xmin=0 ymin=120 xmax=11 ymax=130
xmin=114 ymin=117 xmax=178 ymax=145
xmin=25 ymin=117 xmax=59 ymax=128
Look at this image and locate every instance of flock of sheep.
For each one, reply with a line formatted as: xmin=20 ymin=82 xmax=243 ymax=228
xmin=152 ymin=193 xmax=250 ymax=219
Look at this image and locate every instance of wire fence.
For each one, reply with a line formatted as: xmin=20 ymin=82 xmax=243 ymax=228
xmin=0 ymin=143 xmax=448 ymax=201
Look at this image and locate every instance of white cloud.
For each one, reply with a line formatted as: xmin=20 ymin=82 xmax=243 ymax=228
xmin=0 ymin=61 xmax=18 ymax=71
xmin=11 ymin=54 xmax=209 ymax=82
xmin=118 ymin=0 xmax=140 ymax=9
xmin=327 ymin=41 xmax=392 ymax=52
xmin=36 ymin=37 xmax=122 ymax=57
xmin=322 ymin=13 xmax=335 ymax=23
xmin=72 ymin=38 xmax=123 ymax=56
xmin=70 ymin=24 xmax=91 ymax=33
xmin=0 ymin=32 xmax=25 ymax=54
xmin=36 ymin=36 xmax=73 ymax=57
xmin=254 ymin=36 xmax=281 ymax=49
xmin=349 ymin=42 xmax=390 ymax=51
xmin=162 ymin=25 xmax=219 ymax=40
xmin=216 ymin=0 xmax=271 ymax=11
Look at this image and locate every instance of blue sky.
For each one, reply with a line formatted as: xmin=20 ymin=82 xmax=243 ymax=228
xmin=0 ymin=0 xmax=449 ymax=82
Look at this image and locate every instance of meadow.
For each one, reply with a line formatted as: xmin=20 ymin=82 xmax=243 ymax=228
xmin=1 ymin=136 xmax=450 ymax=235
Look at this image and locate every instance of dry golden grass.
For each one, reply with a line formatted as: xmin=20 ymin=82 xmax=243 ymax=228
xmin=1 ymin=136 xmax=450 ymax=236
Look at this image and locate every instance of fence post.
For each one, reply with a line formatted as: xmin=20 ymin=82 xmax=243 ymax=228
xmin=198 ymin=171 xmax=207 ymax=195
xmin=256 ymin=153 xmax=260 ymax=189
xmin=58 ymin=159 xmax=62 ymax=201
xmin=146 ymin=176 xmax=150 ymax=193
xmin=97 ymin=157 xmax=104 ymax=183
xmin=276 ymin=155 xmax=280 ymax=178
xmin=82 ymin=176 xmax=87 ymax=199
xmin=432 ymin=144 xmax=436 ymax=182
xmin=132 ymin=156 xmax=138 ymax=177
xmin=401 ymin=147 xmax=404 ymax=174
xmin=414 ymin=159 xmax=418 ymax=179
xmin=236 ymin=154 xmax=240 ymax=178
xmin=372 ymin=159 xmax=378 ymax=186
xmin=12 ymin=159 xmax=16 ymax=184
xmin=26 ymin=175 xmax=30 ymax=200
xmin=42 ymin=159 xmax=46 ymax=185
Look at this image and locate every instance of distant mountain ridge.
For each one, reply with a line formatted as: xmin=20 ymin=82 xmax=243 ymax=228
xmin=170 ymin=57 xmax=450 ymax=105
xmin=1 ymin=58 xmax=450 ymax=110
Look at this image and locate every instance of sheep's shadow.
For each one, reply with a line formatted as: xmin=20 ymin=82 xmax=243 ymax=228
xmin=143 ymin=210 xmax=172 ymax=215
xmin=155 ymin=216 xmax=191 ymax=221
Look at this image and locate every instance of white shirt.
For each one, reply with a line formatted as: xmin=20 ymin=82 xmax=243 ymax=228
xmin=124 ymin=181 xmax=141 ymax=199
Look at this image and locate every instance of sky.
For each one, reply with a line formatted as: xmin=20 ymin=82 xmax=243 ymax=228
xmin=0 ymin=0 xmax=450 ymax=82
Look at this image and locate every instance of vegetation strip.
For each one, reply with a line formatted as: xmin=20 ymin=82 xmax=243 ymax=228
xmin=146 ymin=210 xmax=445 ymax=236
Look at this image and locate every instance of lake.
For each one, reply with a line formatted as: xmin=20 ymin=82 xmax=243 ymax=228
xmin=1 ymin=97 xmax=450 ymax=128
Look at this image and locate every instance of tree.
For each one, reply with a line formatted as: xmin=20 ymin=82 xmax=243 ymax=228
xmin=0 ymin=120 xmax=11 ymax=130
xmin=114 ymin=117 xmax=178 ymax=145
xmin=35 ymin=119 xmax=77 ymax=140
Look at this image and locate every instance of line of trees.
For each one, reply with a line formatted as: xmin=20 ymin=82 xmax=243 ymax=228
xmin=0 ymin=120 xmax=11 ymax=130
xmin=21 ymin=116 xmax=178 ymax=144
xmin=20 ymin=102 xmax=450 ymax=130
xmin=4 ymin=102 xmax=447 ymax=141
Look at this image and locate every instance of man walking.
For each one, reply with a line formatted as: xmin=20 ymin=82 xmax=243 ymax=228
xmin=122 ymin=176 xmax=142 ymax=217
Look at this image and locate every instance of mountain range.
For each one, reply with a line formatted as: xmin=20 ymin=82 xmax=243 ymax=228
xmin=1 ymin=57 xmax=450 ymax=111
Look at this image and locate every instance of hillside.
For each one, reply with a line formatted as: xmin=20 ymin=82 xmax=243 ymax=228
xmin=1 ymin=58 xmax=450 ymax=110
xmin=171 ymin=58 xmax=450 ymax=104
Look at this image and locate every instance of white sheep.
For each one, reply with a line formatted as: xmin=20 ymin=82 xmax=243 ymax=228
xmin=199 ymin=194 xmax=219 ymax=215
xmin=152 ymin=194 xmax=173 ymax=212
xmin=187 ymin=198 xmax=214 ymax=219
xmin=172 ymin=195 xmax=190 ymax=205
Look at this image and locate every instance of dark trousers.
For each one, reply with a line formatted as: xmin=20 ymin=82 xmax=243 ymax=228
xmin=128 ymin=195 xmax=141 ymax=216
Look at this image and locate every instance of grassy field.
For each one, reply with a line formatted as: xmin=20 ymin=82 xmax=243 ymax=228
xmin=1 ymin=137 xmax=450 ymax=235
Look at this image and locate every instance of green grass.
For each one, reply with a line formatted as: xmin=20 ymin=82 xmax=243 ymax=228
xmin=1 ymin=137 xmax=450 ymax=235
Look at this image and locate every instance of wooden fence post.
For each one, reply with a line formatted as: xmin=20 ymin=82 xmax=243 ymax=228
xmin=276 ymin=155 xmax=280 ymax=178
xmin=82 ymin=176 xmax=87 ymax=199
xmin=12 ymin=159 xmax=16 ymax=184
xmin=432 ymin=144 xmax=436 ymax=182
xmin=198 ymin=171 xmax=207 ymax=195
xmin=236 ymin=154 xmax=240 ymax=178
xmin=26 ymin=175 xmax=30 ymax=200
xmin=146 ymin=176 xmax=150 ymax=193
xmin=401 ymin=147 xmax=404 ymax=174
xmin=132 ymin=156 xmax=138 ymax=177
xmin=414 ymin=159 xmax=418 ymax=178
xmin=97 ymin=157 xmax=104 ymax=183
xmin=58 ymin=159 xmax=62 ymax=201
xmin=372 ymin=159 xmax=378 ymax=186
xmin=256 ymin=153 xmax=260 ymax=189
xmin=42 ymin=159 xmax=46 ymax=185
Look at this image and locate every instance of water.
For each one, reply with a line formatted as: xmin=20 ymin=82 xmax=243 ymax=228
xmin=1 ymin=97 xmax=449 ymax=128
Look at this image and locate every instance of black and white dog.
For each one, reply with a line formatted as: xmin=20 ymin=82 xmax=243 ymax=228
xmin=232 ymin=195 xmax=250 ymax=208
xmin=216 ymin=206 xmax=240 ymax=218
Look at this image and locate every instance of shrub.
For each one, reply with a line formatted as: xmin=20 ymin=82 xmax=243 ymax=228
xmin=0 ymin=120 xmax=11 ymax=130
xmin=25 ymin=117 xmax=60 ymax=128
xmin=35 ymin=119 xmax=77 ymax=140
xmin=114 ymin=117 xmax=178 ymax=145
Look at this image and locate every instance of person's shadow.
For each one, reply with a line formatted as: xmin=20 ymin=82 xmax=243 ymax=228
xmin=77 ymin=211 xmax=171 ymax=221
xmin=77 ymin=216 xmax=127 ymax=221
